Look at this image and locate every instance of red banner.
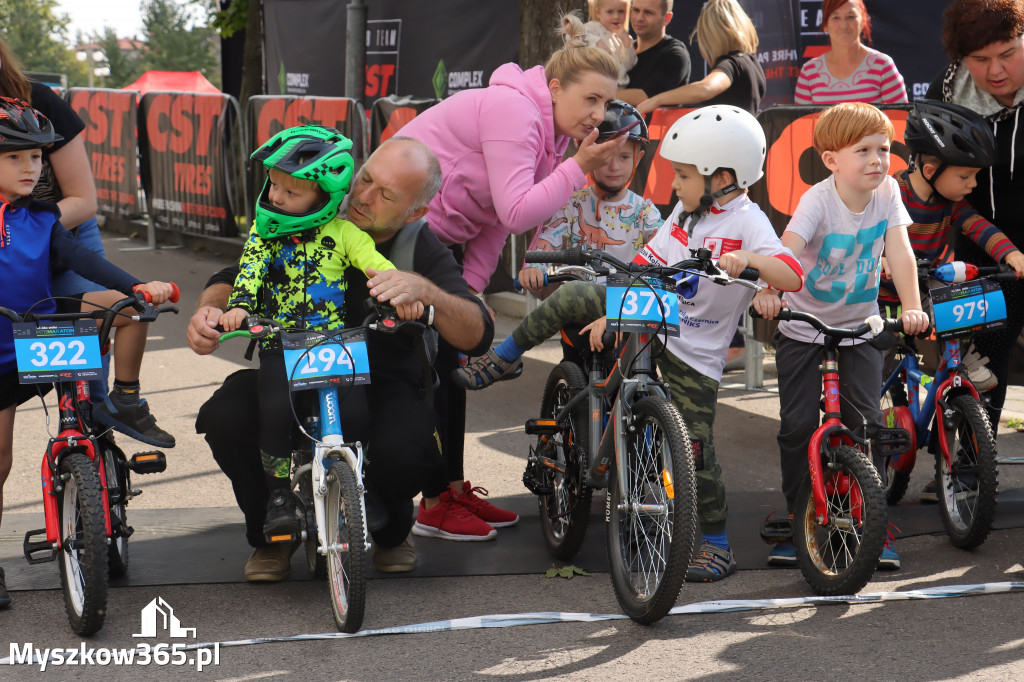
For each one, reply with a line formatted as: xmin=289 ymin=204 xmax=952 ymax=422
xmin=67 ymin=88 xmax=140 ymax=219
xmin=369 ymin=94 xmax=438 ymax=151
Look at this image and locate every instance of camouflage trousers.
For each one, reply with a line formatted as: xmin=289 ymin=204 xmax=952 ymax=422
xmin=655 ymin=345 xmax=728 ymax=535
xmin=511 ymin=281 xmax=606 ymax=350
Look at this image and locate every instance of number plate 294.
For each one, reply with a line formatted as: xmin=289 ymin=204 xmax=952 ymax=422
xmin=282 ymin=329 xmax=370 ymax=391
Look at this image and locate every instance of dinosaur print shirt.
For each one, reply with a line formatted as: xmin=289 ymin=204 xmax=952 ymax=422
xmin=228 ymin=216 xmax=395 ymax=344
xmin=528 ymin=188 xmax=662 ymax=276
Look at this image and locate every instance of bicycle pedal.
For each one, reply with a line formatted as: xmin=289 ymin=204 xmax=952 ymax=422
xmin=129 ymin=451 xmax=167 ymax=474
xmin=522 ymin=469 xmax=553 ymax=496
xmin=760 ymin=518 xmax=793 ymax=545
xmin=875 ymin=427 xmax=912 ymax=457
xmin=23 ymin=528 xmax=57 ymax=564
xmin=265 ymin=532 xmax=300 ymax=544
xmin=525 ymin=418 xmax=561 ymax=436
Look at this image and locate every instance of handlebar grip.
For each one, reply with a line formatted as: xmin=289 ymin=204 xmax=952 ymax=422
xmin=218 ymin=329 xmax=253 ymax=342
xmin=525 ymin=247 xmax=585 ymax=266
xmin=738 ymin=267 xmax=760 ymax=282
xmin=137 ymin=282 xmax=180 ymax=304
xmin=747 ymin=305 xmax=793 ymax=321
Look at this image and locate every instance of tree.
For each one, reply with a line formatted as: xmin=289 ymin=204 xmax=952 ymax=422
xmin=0 ymin=0 xmax=79 ymax=75
xmin=96 ymin=27 xmax=143 ymax=88
xmin=141 ymin=0 xmax=220 ymax=85
xmin=519 ymin=0 xmax=589 ymax=69
xmin=211 ymin=0 xmax=262 ymax=108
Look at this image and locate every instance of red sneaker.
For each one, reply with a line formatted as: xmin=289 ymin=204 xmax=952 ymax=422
xmin=412 ymin=488 xmax=496 ymax=541
xmin=455 ymin=481 xmax=520 ymax=528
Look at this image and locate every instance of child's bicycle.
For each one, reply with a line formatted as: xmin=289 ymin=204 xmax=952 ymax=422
xmin=880 ymin=260 xmax=1014 ymax=549
xmin=217 ymin=302 xmax=434 ymax=633
xmin=752 ymin=307 xmax=911 ymax=595
xmin=6 ymin=288 xmax=179 ymax=635
xmin=520 ymin=245 xmax=759 ymax=623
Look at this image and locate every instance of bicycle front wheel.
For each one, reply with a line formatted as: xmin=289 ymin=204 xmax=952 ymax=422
xmin=794 ymin=445 xmax=886 ymax=595
xmin=100 ymin=438 xmax=130 ymax=578
xmin=936 ymin=394 xmax=998 ymax=549
xmin=606 ymin=396 xmax=696 ymax=624
xmin=325 ymin=457 xmax=367 ymax=633
xmin=537 ymin=361 xmax=592 ymax=560
xmin=57 ymin=452 xmax=110 ymax=635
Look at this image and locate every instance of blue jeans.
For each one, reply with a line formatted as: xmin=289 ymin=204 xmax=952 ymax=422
xmin=50 ymin=217 xmax=110 ymax=399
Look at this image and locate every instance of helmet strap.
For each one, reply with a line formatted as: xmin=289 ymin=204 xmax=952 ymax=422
xmin=923 ymin=160 xmax=948 ymax=198
xmin=688 ymin=177 xmax=738 ymax=237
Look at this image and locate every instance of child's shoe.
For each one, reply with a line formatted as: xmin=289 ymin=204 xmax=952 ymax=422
xmin=93 ymin=395 xmax=175 ymax=448
xmin=451 ymin=349 xmax=524 ymax=390
xmin=263 ymin=491 xmax=300 ymax=543
xmin=686 ymin=541 xmax=737 ymax=582
xmin=962 ymin=345 xmax=997 ymax=392
xmin=878 ymin=525 xmax=901 ymax=570
xmin=767 ymin=541 xmax=798 ymax=567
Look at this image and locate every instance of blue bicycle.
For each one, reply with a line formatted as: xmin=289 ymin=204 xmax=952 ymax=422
xmin=880 ymin=260 xmax=1015 ymax=548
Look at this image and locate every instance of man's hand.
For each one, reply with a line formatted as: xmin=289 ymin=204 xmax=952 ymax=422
xmin=187 ymin=306 xmax=225 ymax=355
xmin=367 ymin=268 xmax=432 ymax=307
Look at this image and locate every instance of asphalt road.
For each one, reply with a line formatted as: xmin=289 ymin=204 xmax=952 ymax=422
xmin=3 ymin=234 xmax=1024 ymax=681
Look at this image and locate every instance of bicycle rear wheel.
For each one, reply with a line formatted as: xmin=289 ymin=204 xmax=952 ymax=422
xmin=880 ymin=371 xmax=913 ymax=506
xmin=325 ymin=456 xmax=366 ymax=632
xmin=100 ymin=437 xmax=130 ymax=578
xmin=936 ymin=394 xmax=998 ymax=549
xmin=536 ymin=361 xmax=592 ymax=560
xmin=794 ymin=445 xmax=886 ymax=595
xmin=606 ymin=396 xmax=696 ymax=624
xmin=57 ymin=452 xmax=110 ymax=635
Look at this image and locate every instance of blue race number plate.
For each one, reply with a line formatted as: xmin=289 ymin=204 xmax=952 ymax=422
xmin=930 ymin=279 xmax=1006 ymax=340
xmin=13 ymin=321 xmax=102 ymax=384
xmin=606 ymin=272 xmax=680 ymax=337
xmin=282 ymin=329 xmax=370 ymax=390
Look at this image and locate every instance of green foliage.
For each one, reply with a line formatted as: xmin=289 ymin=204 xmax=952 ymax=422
xmin=544 ymin=564 xmax=589 ymax=579
xmin=1007 ymin=417 xmax=1024 ymax=432
xmin=96 ymin=27 xmax=143 ymax=88
xmin=0 ymin=0 xmax=77 ymax=74
xmin=141 ymin=0 xmax=220 ymax=86
xmin=211 ymin=0 xmax=248 ymax=38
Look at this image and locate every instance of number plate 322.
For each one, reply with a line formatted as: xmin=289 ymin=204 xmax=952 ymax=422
xmin=13 ymin=321 xmax=103 ymax=384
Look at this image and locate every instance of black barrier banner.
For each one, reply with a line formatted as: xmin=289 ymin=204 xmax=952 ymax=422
xmin=138 ymin=92 xmax=238 ymax=237
xmin=243 ymin=95 xmax=365 ymax=226
xmin=369 ymin=95 xmax=438 ymax=152
xmin=747 ymin=104 xmax=911 ymax=235
xmin=262 ymin=0 xmax=518 ymax=109
xmin=67 ymin=88 xmax=140 ymax=220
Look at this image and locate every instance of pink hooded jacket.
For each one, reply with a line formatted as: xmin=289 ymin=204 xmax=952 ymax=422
xmin=399 ymin=63 xmax=587 ymax=292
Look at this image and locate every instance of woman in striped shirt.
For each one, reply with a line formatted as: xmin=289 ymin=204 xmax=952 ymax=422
xmin=793 ymin=0 xmax=907 ymax=105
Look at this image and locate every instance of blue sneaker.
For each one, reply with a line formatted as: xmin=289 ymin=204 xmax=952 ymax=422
xmin=767 ymin=541 xmax=798 ymax=567
xmin=878 ymin=527 xmax=901 ymax=570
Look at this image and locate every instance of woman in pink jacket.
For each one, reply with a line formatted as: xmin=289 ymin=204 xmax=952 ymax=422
xmin=400 ymin=17 xmax=630 ymax=293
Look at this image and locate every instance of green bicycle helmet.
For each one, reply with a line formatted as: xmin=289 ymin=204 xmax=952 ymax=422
xmin=251 ymin=125 xmax=355 ymax=238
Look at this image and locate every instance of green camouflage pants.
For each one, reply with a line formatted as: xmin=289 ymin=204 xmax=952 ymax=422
xmin=511 ymin=281 xmax=606 ymax=350
xmin=655 ymin=345 xmax=728 ymax=535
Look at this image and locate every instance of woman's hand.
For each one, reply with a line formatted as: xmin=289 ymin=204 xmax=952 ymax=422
xmin=219 ymin=307 xmax=249 ymax=332
xmin=572 ymin=128 xmax=629 ymax=175
xmin=517 ymin=266 xmax=547 ymax=292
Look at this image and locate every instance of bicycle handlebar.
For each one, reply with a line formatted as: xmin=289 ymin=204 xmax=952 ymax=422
xmin=215 ymin=300 xmax=434 ymax=343
xmin=748 ymin=306 xmax=917 ymax=339
xmin=917 ymin=259 xmax=1018 ymax=284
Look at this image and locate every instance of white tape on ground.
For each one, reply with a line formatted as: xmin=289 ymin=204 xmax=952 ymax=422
xmin=996 ymin=456 xmax=1024 ymax=464
xmin=6 ymin=581 xmax=1021 ymax=663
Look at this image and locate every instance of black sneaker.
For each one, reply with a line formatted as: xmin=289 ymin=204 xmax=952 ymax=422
xmin=93 ymin=396 xmax=175 ymax=448
xmin=263 ymin=491 xmax=300 ymax=542
xmin=0 ymin=567 xmax=11 ymax=608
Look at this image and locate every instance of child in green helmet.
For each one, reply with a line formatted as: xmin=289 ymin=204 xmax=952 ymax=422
xmin=219 ymin=125 xmax=398 ymax=542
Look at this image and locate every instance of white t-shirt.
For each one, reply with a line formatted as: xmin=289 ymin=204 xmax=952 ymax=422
xmin=635 ymin=194 xmax=795 ymax=382
xmin=778 ymin=174 xmax=911 ymax=345
xmin=529 ymin=187 xmax=662 ymax=275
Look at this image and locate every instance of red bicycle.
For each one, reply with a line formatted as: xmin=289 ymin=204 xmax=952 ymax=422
xmin=6 ymin=287 xmax=177 ymax=635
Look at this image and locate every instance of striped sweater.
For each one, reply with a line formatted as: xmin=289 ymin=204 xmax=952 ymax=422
xmin=895 ymin=169 xmax=1016 ymax=265
xmin=794 ymin=48 xmax=907 ymax=105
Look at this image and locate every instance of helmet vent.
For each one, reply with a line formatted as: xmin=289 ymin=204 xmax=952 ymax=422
xmin=715 ymin=114 xmax=722 ymax=121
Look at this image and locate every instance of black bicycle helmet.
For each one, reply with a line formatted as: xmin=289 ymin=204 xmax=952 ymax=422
xmin=596 ymin=100 xmax=649 ymax=148
xmin=905 ymin=99 xmax=997 ymax=169
xmin=0 ymin=96 xmax=62 ymax=151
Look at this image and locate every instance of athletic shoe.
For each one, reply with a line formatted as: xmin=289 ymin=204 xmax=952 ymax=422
xmin=962 ymin=346 xmax=997 ymax=392
xmin=373 ymin=534 xmax=417 ymax=572
xmin=455 ymin=481 xmax=519 ymax=527
xmin=93 ymin=396 xmax=175 ymax=448
xmin=879 ymin=526 xmax=901 ymax=570
xmin=919 ymin=479 xmax=938 ymax=504
xmin=0 ymin=567 xmax=10 ymax=608
xmin=263 ymin=491 xmax=300 ymax=543
xmin=685 ymin=541 xmax=737 ymax=582
xmin=412 ymin=489 xmax=496 ymax=541
xmin=767 ymin=541 xmax=798 ymax=567
xmin=451 ymin=349 xmax=524 ymax=390
xmin=244 ymin=542 xmax=298 ymax=582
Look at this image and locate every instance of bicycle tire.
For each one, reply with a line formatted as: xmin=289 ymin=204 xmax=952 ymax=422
xmin=57 ymin=452 xmax=110 ymax=635
xmin=936 ymin=394 xmax=998 ymax=549
xmin=606 ymin=396 xmax=696 ymax=624
xmin=100 ymin=438 xmax=130 ymax=578
xmin=536 ymin=361 xmax=593 ymax=560
xmin=880 ymin=375 xmax=912 ymax=506
xmin=296 ymin=447 xmax=327 ymax=579
xmin=794 ymin=445 xmax=886 ymax=596
xmin=325 ymin=456 xmax=367 ymax=633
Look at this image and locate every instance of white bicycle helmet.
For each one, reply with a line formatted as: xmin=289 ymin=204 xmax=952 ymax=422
xmin=659 ymin=105 xmax=766 ymax=187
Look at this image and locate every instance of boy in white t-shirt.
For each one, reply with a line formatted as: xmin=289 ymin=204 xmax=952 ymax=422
xmin=764 ymin=102 xmax=930 ymax=570
xmin=632 ymin=106 xmax=803 ymax=582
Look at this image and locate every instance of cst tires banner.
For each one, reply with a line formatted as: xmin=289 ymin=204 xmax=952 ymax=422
xmin=138 ymin=92 xmax=241 ymax=238
xmin=369 ymin=95 xmax=438 ymax=152
xmin=67 ymin=88 xmax=141 ymax=220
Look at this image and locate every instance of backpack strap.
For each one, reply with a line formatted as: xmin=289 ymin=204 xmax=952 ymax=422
xmin=388 ymin=218 xmax=439 ymax=405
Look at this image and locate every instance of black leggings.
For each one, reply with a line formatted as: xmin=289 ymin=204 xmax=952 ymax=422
xmin=196 ymin=368 xmax=449 ymax=549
